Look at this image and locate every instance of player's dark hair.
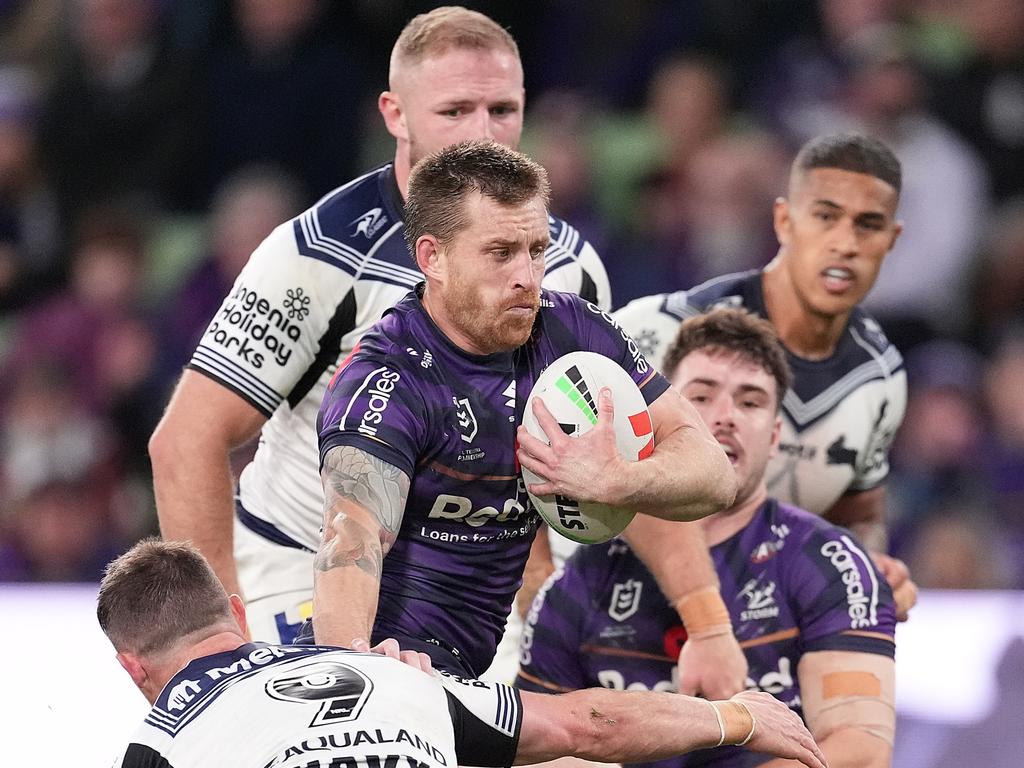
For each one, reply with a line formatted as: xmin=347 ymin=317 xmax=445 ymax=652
xmin=404 ymin=139 xmax=550 ymax=254
xmin=662 ymin=308 xmax=793 ymax=409
xmin=793 ymin=133 xmax=902 ymax=195
xmin=97 ymin=538 xmax=234 ymax=656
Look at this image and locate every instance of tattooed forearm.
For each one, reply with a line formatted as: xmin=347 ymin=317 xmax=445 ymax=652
xmin=315 ymin=446 xmax=410 ymax=575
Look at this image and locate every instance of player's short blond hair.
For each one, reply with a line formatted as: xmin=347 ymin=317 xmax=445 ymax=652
xmin=389 ymin=6 xmax=520 ymax=84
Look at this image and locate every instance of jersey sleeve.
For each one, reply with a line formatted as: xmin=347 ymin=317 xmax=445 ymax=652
xmin=317 ymin=352 xmax=427 ymax=478
xmin=611 ymin=293 xmax=684 ymax=374
xmin=848 ymin=368 xmax=908 ymax=493
xmin=788 ymin=527 xmax=896 ymax=657
xmin=516 ymin=565 xmax=590 ymax=693
xmin=439 ymin=671 xmax=522 ymax=768
xmin=573 ymin=298 xmax=671 ymax=405
xmin=188 ymin=221 xmax=355 ymax=417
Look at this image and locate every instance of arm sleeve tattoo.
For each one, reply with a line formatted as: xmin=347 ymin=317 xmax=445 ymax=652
xmin=315 ymin=445 xmax=410 ymax=577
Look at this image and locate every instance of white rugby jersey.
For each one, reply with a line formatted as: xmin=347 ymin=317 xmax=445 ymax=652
xmin=613 ymin=270 xmax=907 ymax=516
xmin=188 ymin=164 xmax=610 ymax=556
xmin=112 ymin=643 xmax=522 ymax=768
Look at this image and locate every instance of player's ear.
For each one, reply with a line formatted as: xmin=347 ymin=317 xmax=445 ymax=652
xmin=887 ymin=219 xmax=903 ymax=252
xmin=228 ymin=593 xmax=248 ymax=638
xmin=378 ymin=90 xmax=408 ymax=141
xmin=772 ymin=197 xmax=791 ymax=246
xmin=769 ymin=415 xmax=782 ymax=459
xmin=117 ymin=651 xmax=148 ymax=689
xmin=415 ymin=235 xmax=444 ymax=280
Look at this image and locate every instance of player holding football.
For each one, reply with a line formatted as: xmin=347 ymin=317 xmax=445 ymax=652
xmin=520 ymin=307 xmax=897 ymax=768
xmin=614 ymin=133 xmax=916 ymax=619
xmin=304 ymin=140 xmax=738 ymax=682
xmin=148 ymin=6 xmax=611 ymax=646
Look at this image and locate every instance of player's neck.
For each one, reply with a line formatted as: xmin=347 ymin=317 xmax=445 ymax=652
xmin=393 ymin=147 xmax=411 ymax=202
xmin=701 ymin=483 xmax=767 ymax=547
xmin=762 ymin=264 xmax=848 ymax=361
xmin=419 ymin=285 xmax=487 ymax=356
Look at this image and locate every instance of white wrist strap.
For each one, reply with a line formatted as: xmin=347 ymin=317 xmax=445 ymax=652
xmin=738 ymin=709 xmax=756 ymax=746
xmin=706 ymin=700 xmax=726 ymax=748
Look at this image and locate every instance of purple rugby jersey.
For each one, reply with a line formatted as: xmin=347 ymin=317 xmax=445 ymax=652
xmin=317 ymin=285 xmax=668 ymax=675
xmin=518 ymin=498 xmax=896 ymax=768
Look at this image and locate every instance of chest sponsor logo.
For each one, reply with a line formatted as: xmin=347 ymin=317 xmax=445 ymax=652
xmin=738 ymin=578 xmax=780 ymax=621
xmin=355 ymin=369 xmax=401 ymax=437
xmin=608 ymin=579 xmax=643 ymax=622
xmin=598 ymin=668 xmax=677 ymax=693
xmin=453 ymin=396 xmax=478 ymax=443
xmin=351 ymin=206 xmax=387 ymax=238
xmin=821 ymin=538 xmax=878 ymax=629
xmin=635 ymin=328 xmax=660 ymax=359
xmin=426 ymin=493 xmax=529 ymax=528
xmin=745 ymin=656 xmax=795 ymax=695
xmin=205 ymin=283 xmax=305 ymax=368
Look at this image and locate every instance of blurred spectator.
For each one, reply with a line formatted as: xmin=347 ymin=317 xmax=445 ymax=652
xmin=0 ymin=0 xmax=62 ymax=82
xmin=752 ymin=0 xmax=900 ymax=144
xmin=928 ymin=0 xmax=1024 ymax=201
xmin=970 ymin=198 xmax=1024 ymax=346
xmin=591 ymin=53 xmax=734 ymax=233
xmin=980 ymin=331 xmax=1024 ymax=574
xmin=822 ymin=23 xmax=990 ymax=347
xmin=159 ymin=164 xmax=303 ymax=375
xmin=204 ymin=0 xmax=366 ymax=203
xmin=888 ymin=340 xmax=989 ymax=552
xmin=0 ymin=67 xmax=61 ymax=311
xmin=36 ymin=0 xmax=202 ymax=223
xmin=906 ymin=508 xmax=1015 ymax=589
xmin=0 ymin=207 xmax=159 ymax=426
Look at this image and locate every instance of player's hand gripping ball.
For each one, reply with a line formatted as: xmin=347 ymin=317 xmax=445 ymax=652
xmin=521 ymin=351 xmax=654 ymax=544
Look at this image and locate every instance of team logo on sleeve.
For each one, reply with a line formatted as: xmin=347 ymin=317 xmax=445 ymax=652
xmin=608 ymin=579 xmax=643 ymax=621
xmin=266 ymin=660 xmax=373 ymax=727
xmin=351 ymin=207 xmax=388 ymax=238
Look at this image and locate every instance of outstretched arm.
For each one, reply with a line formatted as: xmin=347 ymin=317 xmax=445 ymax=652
xmin=312 ymin=445 xmax=410 ymax=646
xmin=517 ymin=386 xmax=736 ymax=522
xmin=515 ymin=688 xmax=826 ymax=768
xmin=150 ymin=370 xmax=268 ymax=599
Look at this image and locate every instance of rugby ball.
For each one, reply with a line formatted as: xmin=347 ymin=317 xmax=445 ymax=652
xmin=521 ymin=351 xmax=655 ymax=544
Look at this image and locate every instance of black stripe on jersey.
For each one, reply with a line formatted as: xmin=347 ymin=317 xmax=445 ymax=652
xmin=803 ymin=632 xmax=895 ymax=658
xmin=187 ymin=362 xmax=276 ymax=419
xmin=445 ymin=686 xmax=521 ymax=768
xmin=287 ymin=287 xmax=357 ymax=408
xmin=579 ymin=269 xmax=598 ymax=305
xmin=189 ymin=347 xmax=282 ymax=413
xmin=120 ymin=743 xmax=174 ymax=768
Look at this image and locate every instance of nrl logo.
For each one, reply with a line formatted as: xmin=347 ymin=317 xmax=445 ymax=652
xmin=608 ymin=579 xmax=643 ymax=622
xmin=454 ymin=396 xmax=478 ymax=443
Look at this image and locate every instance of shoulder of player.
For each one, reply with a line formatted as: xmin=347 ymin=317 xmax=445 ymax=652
xmin=289 ymin=165 xmax=420 ymax=284
xmin=845 ymin=306 xmax=904 ymax=369
xmin=679 ymin=269 xmax=762 ymax=313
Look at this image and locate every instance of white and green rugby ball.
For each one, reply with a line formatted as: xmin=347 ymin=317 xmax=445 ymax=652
xmin=521 ymin=351 xmax=654 ymax=544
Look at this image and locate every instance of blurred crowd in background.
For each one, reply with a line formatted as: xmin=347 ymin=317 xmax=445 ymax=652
xmin=0 ymin=0 xmax=1022 ymax=588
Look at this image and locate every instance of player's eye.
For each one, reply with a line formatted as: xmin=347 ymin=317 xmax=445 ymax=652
xmin=491 ymin=105 xmax=517 ymax=116
xmin=440 ymin=107 xmax=463 ymax=118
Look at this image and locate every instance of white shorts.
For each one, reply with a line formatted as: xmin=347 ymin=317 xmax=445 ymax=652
xmin=234 ymin=517 xmax=315 ymax=644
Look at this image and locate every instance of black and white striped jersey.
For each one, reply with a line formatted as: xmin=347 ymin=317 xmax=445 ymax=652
xmin=613 ymin=270 xmax=906 ymax=515
xmin=112 ymin=643 xmax=522 ymax=768
xmin=187 ymin=164 xmax=610 ymax=556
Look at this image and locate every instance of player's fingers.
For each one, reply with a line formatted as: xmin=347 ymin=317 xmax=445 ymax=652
xmin=371 ymin=637 xmax=402 ymax=660
xmin=399 ymin=649 xmax=431 ymax=672
xmin=350 ymin=638 xmax=370 ymax=652
xmin=531 ymin=398 xmax=567 ymax=446
xmin=516 ymin=427 xmax=557 ymax=462
xmin=417 ymin=652 xmax=434 ymax=673
xmin=894 ymin=579 xmax=918 ymax=622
